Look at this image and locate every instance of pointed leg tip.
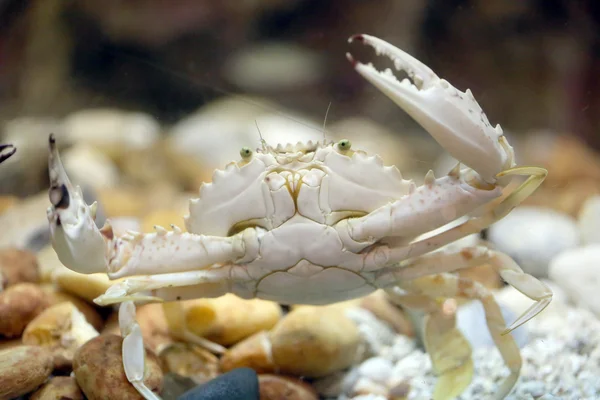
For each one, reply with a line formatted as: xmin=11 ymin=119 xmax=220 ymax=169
xmin=348 ymin=34 xmax=364 ymax=43
xmin=345 ymin=52 xmax=357 ymax=67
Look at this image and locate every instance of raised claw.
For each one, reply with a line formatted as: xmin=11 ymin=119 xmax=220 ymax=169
xmin=47 ymin=134 xmax=109 ymax=274
xmin=0 ymin=144 xmax=16 ymax=164
xmin=347 ymin=34 xmax=515 ymax=184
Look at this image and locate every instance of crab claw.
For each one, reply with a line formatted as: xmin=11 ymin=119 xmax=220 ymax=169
xmin=47 ymin=134 xmax=109 ymax=274
xmin=347 ymin=34 xmax=515 ymax=184
xmin=0 ymin=144 xmax=16 ymax=164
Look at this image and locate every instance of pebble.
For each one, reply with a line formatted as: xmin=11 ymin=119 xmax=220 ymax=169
xmin=73 ymin=334 xmax=163 ymax=400
xmin=61 ymin=143 xmax=120 ymax=189
xmin=61 ymin=108 xmax=160 ymax=153
xmin=258 ymin=374 xmax=319 ymax=400
xmin=178 ymin=367 xmax=259 ymax=400
xmin=0 ymin=248 xmax=40 ymax=289
xmin=0 ymin=345 xmax=54 ymax=399
xmin=548 ymin=244 xmax=600 ymax=317
xmin=0 ymin=283 xmax=51 ymax=337
xmin=30 ymin=376 xmax=84 ymax=400
xmin=22 ymin=302 xmax=99 ymax=369
xmin=224 ymin=42 xmax=323 ymax=91
xmin=184 ymin=294 xmax=282 ymax=347
xmin=487 ymin=206 xmax=580 ymax=277
xmin=577 ymin=195 xmax=600 ymax=244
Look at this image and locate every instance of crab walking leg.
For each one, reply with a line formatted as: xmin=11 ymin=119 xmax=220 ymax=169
xmin=119 ymin=301 xmax=162 ymax=400
xmin=373 ymin=245 xmax=552 ymax=331
xmin=390 ymin=274 xmax=522 ymax=400
xmin=94 ymin=268 xmax=232 ymax=305
xmin=385 ymin=291 xmax=474 ymax=400
xmin=370 ymin=245 xmax=498 ymax=282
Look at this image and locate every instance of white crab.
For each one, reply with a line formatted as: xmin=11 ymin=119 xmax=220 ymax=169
xmin=47 ymin=34 xmax=552 ymax=400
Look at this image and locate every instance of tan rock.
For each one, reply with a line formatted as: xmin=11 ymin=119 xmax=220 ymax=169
xmin=36 ymin=245 xmax=66 ymax=283
xmin=22 ymin=302 xmax=99 ymax=369
xmin=30 ymin=376 xmax=84 ymax=400
xmin=269 ymin=306 xmax=361 ymax=377
xmin=97 ymin=187 xmax=147 ymax=218
xmin=0 ymin=345 xmax=54 ymax=399
xmin=259 ymin=374 xmax=318 ymax=400
xmin=159 ymin=342 xmax=219 ymax=384
xmin=73 ymin=334 xmax=163 ymax=400
xmin=221 ymin=306 xmax=362 ymax=378
xmin=0 ymin=248 xmax=40 ymax=289
xmin=359 ymin=290 xmax=415 ymax=337
xmin=52 ymin=266 xmax=116 ymax=303
xmin=219 ymin=331 xmax=275 ymax=374
xmin=185 ymin=294 xmax=282 ymax=346
xmin=0 ymin=283 xmax=51 ymax=337
xmin=40 ymin=284 xmax=105 ymax=330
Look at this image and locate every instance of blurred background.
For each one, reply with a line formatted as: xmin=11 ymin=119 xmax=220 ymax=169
xmin=0 ymin=0 xmax=600 ymax=213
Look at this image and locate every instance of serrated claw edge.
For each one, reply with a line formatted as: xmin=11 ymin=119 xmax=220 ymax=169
xmin=448 ymin=163 xmax=461 ymax=178
xmin=170 ymin=224 xmax=182 ymax=234
xmin=425 ymin=169 xmax=436 ymax=185
xmin=154 ymin=225 xmax=168 ymax=236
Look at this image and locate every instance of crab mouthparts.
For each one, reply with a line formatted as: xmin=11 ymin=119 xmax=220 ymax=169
xmin=346 ymin=34 xmax=441 ymax=93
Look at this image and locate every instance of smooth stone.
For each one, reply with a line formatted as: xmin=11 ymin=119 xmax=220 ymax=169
xmin=224 ymin=42 xmax=323 ymax=91
xmin=548 ymin=244 xmax=600 ymax=317
xmin=488 ymin=206 xmax=580 ymax=277
xmin=178 ymin=368 xmax=259 ymax=400
xmin=578 ymin=195 xmax=600 ymax=244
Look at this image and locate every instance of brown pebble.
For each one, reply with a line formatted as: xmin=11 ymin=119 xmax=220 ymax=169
xmin=0 ymin=345 xmax=54 ymax=399
xmin=0 ymin=248 xmax=40 ymax=289
xmin=0 ymin=283 xmax=50 ymax=337
xmin=73 ymin=334 xmax=163 ymax=400
xmin=30 ymin=376 xmax=84 ymax=400
xmin=258 ymin=374 xmax=318 ymax=400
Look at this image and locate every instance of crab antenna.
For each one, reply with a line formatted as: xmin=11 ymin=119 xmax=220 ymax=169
xmin=322 ymin=101 xmax=332 ymax=145
xmin=254 ymin=119 xmax=268 ymax=152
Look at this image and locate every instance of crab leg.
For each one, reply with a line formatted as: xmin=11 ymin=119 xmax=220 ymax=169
xmin=103 ymin=268 xmax=237 ymax=400
xmin=385 ymin=291 xmax=473 ymax=400
xmin=336 ymin=168 xmax=503 ymax=250
xmin=119 ymin=301 xmax=162 ymax=400
xmin=46 ymin=134 xmax=258 ymax=278
xmin=347 ymin=34 xmax=516 ymax=185
xmin=388 ymin=273 xmax=522 ymax=400
xmin=371 ymin=244 xmax=551 ymax=332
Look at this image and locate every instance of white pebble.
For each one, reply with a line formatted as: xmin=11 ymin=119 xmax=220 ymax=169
xmin=578 ymin=195 xmax=600 ymax=244
xmin=549 ymin=244 xmax=600 ymax=317
xmin=357 ymin=357 xmax=393 ymax=385
xmin=488 ymin=206 xmax=580 ymax=277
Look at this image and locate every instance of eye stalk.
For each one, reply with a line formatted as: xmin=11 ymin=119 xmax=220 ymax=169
xmin=240 ymin=147 xmax=253 ymax=159
xmin=337 ymin=139 xmax=352 ymax=151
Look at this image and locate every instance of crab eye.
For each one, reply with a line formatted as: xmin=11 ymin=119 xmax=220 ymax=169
xmin=240 ymin=147 xmax=253 ymax=159
xmin=337 ymin=139 xmax=351 ymax=151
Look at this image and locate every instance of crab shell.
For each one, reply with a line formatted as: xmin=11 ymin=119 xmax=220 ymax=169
xmin=185 ymin=140 xmax=414 ymax=237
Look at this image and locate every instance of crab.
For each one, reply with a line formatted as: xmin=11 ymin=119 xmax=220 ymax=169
xmin=0 ymin=144 xmax=16 ymax=164
xmin=46 ymin=34 xmax=552 ymax=400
